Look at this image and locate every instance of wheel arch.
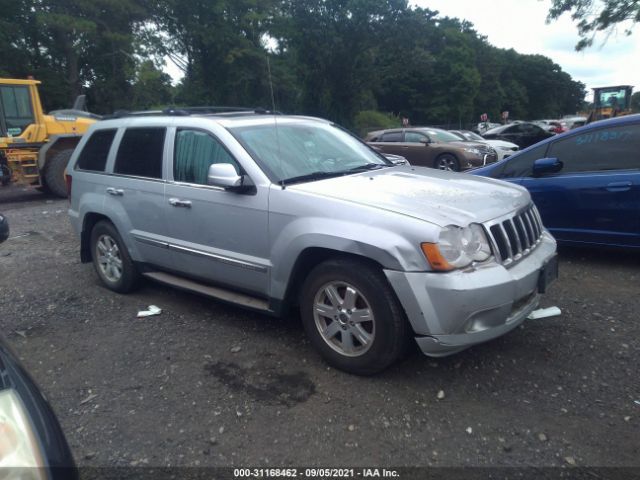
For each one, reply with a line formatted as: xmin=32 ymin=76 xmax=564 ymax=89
xmin=80 ymin=212 xmax=112 ymax=263
xmin=278 ymin=247 xmax=388 ymax=315
xmin=37 ymin=135 xmax=82 ymax=171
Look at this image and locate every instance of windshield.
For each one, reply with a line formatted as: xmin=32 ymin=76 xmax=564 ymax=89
xmin=230 ymin=120 xmax=389 ymax=184
xmin=461 ymin=131 xmax=484 ymax=142
xmin=424 ymin=129 xmax=464 ymax=143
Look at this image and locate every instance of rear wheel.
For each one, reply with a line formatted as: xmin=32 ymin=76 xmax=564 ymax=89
xmin=90 ymin=220 xmax=140 ymax=293
xmin=300 ymin=259 xmax=410 ymax=375
xmin=434 ymin=153 xmax=460 ymax=171
xmin=44 ymin=149 xmax=73 ymax=198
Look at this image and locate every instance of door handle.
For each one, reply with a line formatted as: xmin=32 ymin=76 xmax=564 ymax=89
xmin=106 ymin=187 xmax=124 ymax=196
xmin=605 ymin=181 xmax=632 ymax=192
xmin=169 ymin=198 xmax=192 ymax=208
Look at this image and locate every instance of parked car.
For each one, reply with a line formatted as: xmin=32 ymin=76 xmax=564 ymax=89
xmin=382 ymin=152 xmax=410 ymax=166
xmin=68 ymin=110 xmax=557 ymax=374
xmin=449 ymin=129 xmax=519 ymax=161
xmin=471 ymin=114 xmax=640 ymax=249
xmin=365 ymin=127 xmax=497 ymax=171
xmin=0 ymin=338 xmax=76 ymax=478
xmin=0 ymin=213 xmax=8 ymax=243
xmin=483 ymin=122 xmax=554 ymax=149
xmin=476 ymin=121 xmax=501 ymax=134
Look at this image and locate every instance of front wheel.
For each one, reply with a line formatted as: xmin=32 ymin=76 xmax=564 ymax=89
xmin=300 ymin=259 xmax=410 ymax=375
xmin=434 ymin=153 xmax=460 ymax=171
xmin=90 ymin=221 xmax=140 ymax=293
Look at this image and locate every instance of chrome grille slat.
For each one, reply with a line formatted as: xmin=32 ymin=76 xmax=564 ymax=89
xmin=509 ymin=218 xmax=523 ymax=254
xmin=485 ymin=204 xmax=545 ymax=266
xmin=498 ymin=224 xmax=513 ymax=259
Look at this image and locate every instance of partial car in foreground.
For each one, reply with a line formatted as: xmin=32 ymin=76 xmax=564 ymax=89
xmin=0 ymin=213 xmax=8 ymax=243
xmin=0 ymin=230 xmax=76 ymax=478
xmin=366 ymin=127 xmax=497 ymax=171
xmin=472 ymin=114 xmax=640 ymax=249
xmin=449 ymin=129 xmax=519 ymax=161
xmin=483 ymin=122 xmax=554 ymax=149
xmin=68 ymin=110 xmax=557 ymax=374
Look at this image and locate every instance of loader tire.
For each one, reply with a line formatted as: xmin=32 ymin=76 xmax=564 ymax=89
xmin=44 ymin=149 xmax=73 ymax=198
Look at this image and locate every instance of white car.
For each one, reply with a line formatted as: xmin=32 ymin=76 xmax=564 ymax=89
xmin=449 ymin=130 xmax=519 ymax=161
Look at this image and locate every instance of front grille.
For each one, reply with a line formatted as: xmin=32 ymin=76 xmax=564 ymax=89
xmin=487 ymin=204 xmax=544 ymax=266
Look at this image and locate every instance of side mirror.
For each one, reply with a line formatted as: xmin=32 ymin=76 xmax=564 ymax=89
xmin=207 ymin=163 xmax=243 ymax=189
xmin=419 ymin=138 xmax=430 ymax=145
xmin=532 ymin=157 xmax=562 ymax=176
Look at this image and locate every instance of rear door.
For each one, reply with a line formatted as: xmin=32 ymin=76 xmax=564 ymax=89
xmin=103 ymin=126 xmax=173 ymax=268
xmin=518 ymin=123 xmax=640 ymax=247
xmin=369 ymin=131 xmax=405 ymax=156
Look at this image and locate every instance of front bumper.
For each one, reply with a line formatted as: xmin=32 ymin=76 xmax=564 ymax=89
xmin=384 ymin=232 xmax=557 ymax=357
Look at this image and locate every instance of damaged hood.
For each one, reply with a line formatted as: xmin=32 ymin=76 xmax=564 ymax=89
xmin=289 ymin=166 xmax=530 ymax=227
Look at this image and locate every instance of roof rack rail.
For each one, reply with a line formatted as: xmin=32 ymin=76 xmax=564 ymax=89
xmin=103 ymin=106 xmax=282 ymax=119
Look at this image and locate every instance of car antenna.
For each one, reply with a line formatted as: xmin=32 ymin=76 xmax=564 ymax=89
xmin=266 ymin=54 xmax=285 ymax=190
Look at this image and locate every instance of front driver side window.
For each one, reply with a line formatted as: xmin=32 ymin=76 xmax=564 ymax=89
xmin=499 ymin=144 xmax=548 ymax=178
xmin=547 ymin=124 xmax=640 ymax=173
xmin=174 ymin=129 xmax=240 ymax=185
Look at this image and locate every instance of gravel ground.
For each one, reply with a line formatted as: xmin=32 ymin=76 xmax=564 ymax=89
xmin=0 ymin=185 xmax=638 ymax=470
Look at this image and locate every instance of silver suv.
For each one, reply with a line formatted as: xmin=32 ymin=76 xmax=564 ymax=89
xmin=67 ymin=110 xmax=558 ymax=375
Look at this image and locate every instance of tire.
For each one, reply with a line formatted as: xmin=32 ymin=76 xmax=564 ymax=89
xmin=44 ymin=149 xmax=73 ymax=198
xmin=90 ymin=220 xmax=140 ymax=293
xmin=299 ymin=258 xmax=411 ymax=375
xmin=434 ymin=153 xmax=460 ymax=172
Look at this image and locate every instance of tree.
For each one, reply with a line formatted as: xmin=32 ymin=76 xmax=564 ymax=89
xmin=131 ymin=60 xmax=174 ymax=109
xmin=547 ymin=0 xmax=640 ymax=50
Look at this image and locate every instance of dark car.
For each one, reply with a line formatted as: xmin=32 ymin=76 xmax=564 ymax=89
xmin=471 ymin=114 xmax=640 ymax=249
xmin=0 ymin=227 xmax=76 ymax=477
xmin=366 ymin=127 xmax=497 ymax=171
xmin=0 ymin=213 xmax=8 ymax=243
xmin=483 ymin=122 xmax=554 ymax=149
xmin=0 ymin=337 xmax=77 ymax=478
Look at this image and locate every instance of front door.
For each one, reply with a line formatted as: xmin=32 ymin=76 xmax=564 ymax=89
xmin=163 ymin=128 xmax=270 ymax=295
xmin=519 ymin=123 xmax=640 ymax=247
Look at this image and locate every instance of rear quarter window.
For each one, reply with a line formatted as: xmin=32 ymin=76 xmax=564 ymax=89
xmin=76 ymin=129 xmax=117 ymax=172
xmin=114 ymin=127 xmax=166 ymax=179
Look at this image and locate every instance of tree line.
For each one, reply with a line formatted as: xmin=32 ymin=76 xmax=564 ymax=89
xmin=1 ymin=0 xmax=590 ymax=130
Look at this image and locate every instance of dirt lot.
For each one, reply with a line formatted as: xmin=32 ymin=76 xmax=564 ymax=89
xmin=0 ymin=185 xmax=638 ymax=470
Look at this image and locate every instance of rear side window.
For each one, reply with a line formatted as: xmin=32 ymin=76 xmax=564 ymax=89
xmin=114 ymin=128 xmax=166 ymax=179
xmin=76 ymin=129 xmax=116 ymax=172
xmin=174 ymin=129 xmax=239 ymax=185
xmin=547 ymin=124 xmax=640 ymax=173
xmin=380 ymin=132 xmax=402 ymax=142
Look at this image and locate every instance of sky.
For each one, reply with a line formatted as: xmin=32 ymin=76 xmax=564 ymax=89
xmin=411 ymin=0 xmax=639 ymax=97
xmin=164 ymin=0 xmax=639 ymax=99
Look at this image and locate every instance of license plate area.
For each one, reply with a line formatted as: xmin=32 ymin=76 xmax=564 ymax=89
xmin=538 ymin=254 xmax=559 ymax=294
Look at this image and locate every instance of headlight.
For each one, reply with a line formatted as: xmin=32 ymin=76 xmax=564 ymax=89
xmin=421 ymin=224 xmax=492 ymax=271
xmin=0 ymin=389 xmax=46 ymax=475
xmin=463 ymin=147 xmax=482 ymax=156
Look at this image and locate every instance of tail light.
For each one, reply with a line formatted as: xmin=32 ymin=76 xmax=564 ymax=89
xmin=65 ymin=174 xmax=72 ymax=200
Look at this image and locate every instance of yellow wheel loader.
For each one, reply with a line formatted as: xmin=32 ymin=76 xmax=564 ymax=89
xmin=587 ymin=85 xmax=634 ymax=124
xmin=0 ymin=78 xmax=99 ymax=197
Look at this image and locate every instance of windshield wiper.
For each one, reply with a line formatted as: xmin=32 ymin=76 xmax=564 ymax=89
xmin=344 ymin=163 xmax=387 ymax=173
xmin=281 ymin=171 xmax=347 ymax=186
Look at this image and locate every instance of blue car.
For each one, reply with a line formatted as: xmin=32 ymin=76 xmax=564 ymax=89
xmin=472 ymin=114 xmax=640 ymax=249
